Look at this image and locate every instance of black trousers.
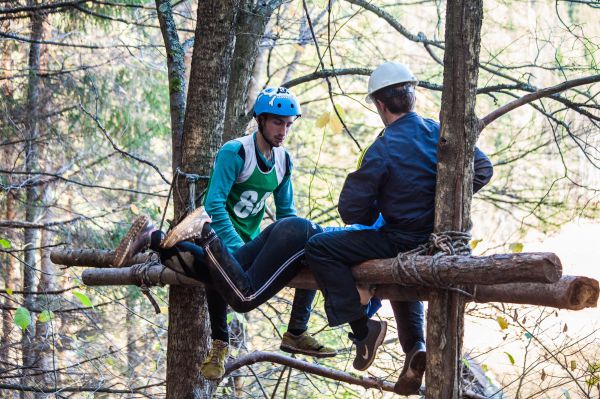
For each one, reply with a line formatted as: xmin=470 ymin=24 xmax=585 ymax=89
xmin=157 ymin=217 xmax=322 ymax=339
xmin=305 ymin=228 xmax=426 ymax=353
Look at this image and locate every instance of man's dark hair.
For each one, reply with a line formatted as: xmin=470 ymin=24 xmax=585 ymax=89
xmin=371 ymin=82 xmax=416 ymax=114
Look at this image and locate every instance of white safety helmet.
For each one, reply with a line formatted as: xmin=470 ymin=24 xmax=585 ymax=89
xmin=366 ymin=61 xmax=418 ymax=103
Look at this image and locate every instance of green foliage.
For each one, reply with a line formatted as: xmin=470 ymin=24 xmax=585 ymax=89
xmin=0 ymin=238 xmax=11 ymax=249
xmin=504 ymin=351 xmax=515 ymax=365
xmin=13 ymin=307 xmax=31 ymax=331
xmin=38 ymin=310 xmax=55 ymax=323
xmin=73 ymin=291 xmax=94 ymax=308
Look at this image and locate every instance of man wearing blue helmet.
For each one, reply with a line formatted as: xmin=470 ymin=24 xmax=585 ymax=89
xmin=199 ymin=87 xmax=336 ymax=379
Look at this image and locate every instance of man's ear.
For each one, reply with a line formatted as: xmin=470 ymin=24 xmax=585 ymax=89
xmin=374 ymin=98 xmax=387 ymax=114
xmin=256 ymin=115 xmax=265 ymax=131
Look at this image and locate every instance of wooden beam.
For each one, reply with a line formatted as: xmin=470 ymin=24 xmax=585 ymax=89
xmin=53 ymin=248 xmax=562 ymax=285
xmin=76 ymin=260 xmax=598 ymax=311
xmin=50 ymin=248 xmax=148 ymax=268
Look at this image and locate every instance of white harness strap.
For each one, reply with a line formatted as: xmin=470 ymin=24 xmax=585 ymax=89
xmin=233 ymin=134 xmax=287 ymax=185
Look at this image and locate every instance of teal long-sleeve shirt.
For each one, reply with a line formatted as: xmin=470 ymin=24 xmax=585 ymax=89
xmin=204 ymin=133 xmax=296 ymax=252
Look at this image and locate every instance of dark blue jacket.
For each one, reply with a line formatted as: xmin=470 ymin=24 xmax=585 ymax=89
xmin=338 ymin=112 xmax=493 ymax=237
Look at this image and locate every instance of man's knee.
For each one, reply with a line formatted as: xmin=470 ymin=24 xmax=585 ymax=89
xmin=275 ymin=217 xmax=321 ymax=238
xmin=305 ymin=233 xmax=331 ymax=261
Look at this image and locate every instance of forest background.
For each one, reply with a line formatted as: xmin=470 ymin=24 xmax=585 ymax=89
xmin=1 ymin=0 xmax=599 ymax=398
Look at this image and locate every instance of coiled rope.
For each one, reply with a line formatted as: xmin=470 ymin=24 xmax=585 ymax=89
xmin=392 ymin=231 xmax=474 ymax=297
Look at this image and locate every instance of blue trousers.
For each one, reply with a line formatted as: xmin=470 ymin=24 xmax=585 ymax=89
xmin=305 ymin=228 xmax=426 ymax=353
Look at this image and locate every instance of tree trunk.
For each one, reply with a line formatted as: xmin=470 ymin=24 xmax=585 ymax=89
xmin=427 ymin=1 xmax=483 ymax=398
xmin=21 ymin=3 xmax=46 ymax=396
xmin=222 ymin=0 xmax=280 ymax=143
xmin=126 ymin=287 xmax=138 ymax=383
xmin=1 ymin=192 xmax=19 ymax=372
xmin=33 ymin=186 xmax=57 ymax=399
xmin=165 ymin=1 xmax=240 ymax=398
xmin=155 ymin=0 xmax=187 ymax=172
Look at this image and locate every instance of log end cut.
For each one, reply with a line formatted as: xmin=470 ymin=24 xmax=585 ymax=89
xmin=571 ymin=277 xmax=599 ymax=309
xmin=543 ymin=252 xmax=563 ymax=283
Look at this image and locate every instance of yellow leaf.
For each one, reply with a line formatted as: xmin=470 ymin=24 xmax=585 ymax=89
xmin=6 ymin=288 xmax=13 ymax=296
xmin=471 ymin=239 xmax=482 ymax=250
xmin=571 ymin=360 xmax=577 ymax=371
xmin=496 ymin=316 xmax=508 ymax=330
xmin=334 ymin=104 xmax=346 ymax=119
xmin=159 ymin=306 xmax=169 ymax=314
xmin=130 ymin=204 xmax=139 ymax=215
xmin=329 ymin=114 xmax=344 ymax=135
xmin=509 ymin=243 xmax=524 ymax=253
xmin=315 ymin=112 xmax=330 ymax=128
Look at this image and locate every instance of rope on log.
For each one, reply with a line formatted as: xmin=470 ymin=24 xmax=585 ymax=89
xmin=50 ymin=248 xmax=596 ymax=310
xmin=51 ymin=248 xmax=563 ymax=285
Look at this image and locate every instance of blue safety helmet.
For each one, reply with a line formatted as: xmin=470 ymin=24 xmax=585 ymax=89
xmin=253 ymin=87 xmax=301 ymax=117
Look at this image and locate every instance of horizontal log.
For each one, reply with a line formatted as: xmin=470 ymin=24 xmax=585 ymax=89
xmin=50 ymin=249 xmax=149 ymax=268
xmin=355 ymin=252 xmax=561 ymax=285
xmin=80 ymin=262 xmax=597 ymax=310
xmin=55 ymin=248 xmax=562 ymax=285
xmin=82 ymin=262 xmax=199 ymax=287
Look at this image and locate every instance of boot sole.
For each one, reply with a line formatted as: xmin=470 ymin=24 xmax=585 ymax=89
xmin=161 ymin=207 xmax=211 ymax=249
xmin=113 ymin=215 xmax=150 ymax=268
xmin=354 ymin=321 xmax=388 ymax=371
xmin=280 ymin=343 xmax=337 ymax=358
xmin=395 ymin=349 xmax=426 ymax=395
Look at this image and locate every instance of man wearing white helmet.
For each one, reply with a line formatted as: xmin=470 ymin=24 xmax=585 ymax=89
xmin=305 ymin=62 xmax=494 ymax=394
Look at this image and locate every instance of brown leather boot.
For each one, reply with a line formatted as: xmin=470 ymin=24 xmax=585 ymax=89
xmin=161 ymin=207 xmax=212 ymax=249
xmin=113 ymin=215 xmax=155 ymax=267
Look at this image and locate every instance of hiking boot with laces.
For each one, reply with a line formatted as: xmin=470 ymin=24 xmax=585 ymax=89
xmin=161 ymin=207 xmax=213 ymax=249
xmin=349 ymin=319 xmax=387 ymax=371
xmin=199 ymin=339 xmax=229 ymax=380
xmin=280 ymin=331 xmax=337 ymax=358
xmin=394 ymin=341 xmax=426 ymax=395
xmin=113 ymin=215 xmax=155 ymax=267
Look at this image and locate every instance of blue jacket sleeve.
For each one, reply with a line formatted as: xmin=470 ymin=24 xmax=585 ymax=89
xmin=338 ymin=142 xmax=388 ymax=226
xmin=273 ymin=152 xmax=296 ymax=219
xmin=473 ymin=147 xmax=493 ymax=193
xmin=204 ymin=141 xmax=245 ymax=252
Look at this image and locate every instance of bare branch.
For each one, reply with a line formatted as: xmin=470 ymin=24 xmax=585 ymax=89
xmin=80 ymin=105 xmax=171 ymax=185
xmin=481 ymin=74 xmax=600 ymax=128
xmin=225 ymin=351 xmax=396 ymax=393
xmin=344 ymin=0 xmax=444 ymax=49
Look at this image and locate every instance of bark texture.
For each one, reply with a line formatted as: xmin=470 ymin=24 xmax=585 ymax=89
xmin=222 ymin=0 xmax=276 ymax=143
xmin=155 ymin=0 xmax=187 ymax=170
xmin=22 ymin=4 xmax=45 ymax=396
xmin=427 ymin=1 xmax=483 ymax=398
xmin=65 ymin=249 xmax=562 ymax=285
xmin=166 ymin=1 xmax=240 ymax=398
xmin=1 ymin=192 xmax=18 ymax=367
xmin=33 ymin=187 xmax=57 ymax=399
xmin=79 ymin=263 xmax=597 ymax=311
xmin=55 ymin=249 xmax=561 ymax=284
